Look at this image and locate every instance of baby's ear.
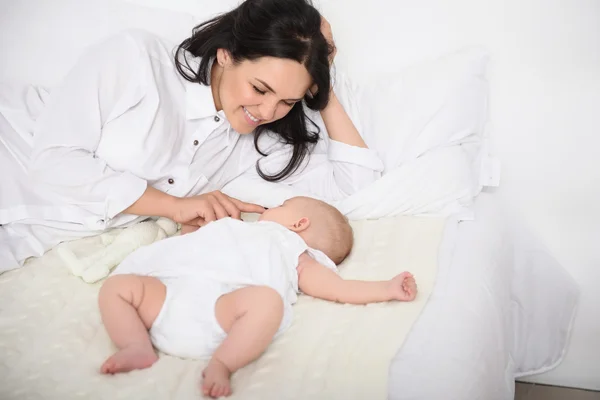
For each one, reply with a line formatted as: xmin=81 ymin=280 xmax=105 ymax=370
xmin=290 ymin=217 xmax=310 ymax=232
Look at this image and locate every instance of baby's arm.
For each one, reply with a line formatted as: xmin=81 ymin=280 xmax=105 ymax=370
xmin=297 ymin=253 xmax=417 ymax=304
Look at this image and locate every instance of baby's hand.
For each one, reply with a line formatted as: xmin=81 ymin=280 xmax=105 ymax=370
xmin=387 ymin=272 xmax=417 ymax=302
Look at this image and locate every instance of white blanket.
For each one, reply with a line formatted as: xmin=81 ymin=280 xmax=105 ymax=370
xmin=0 ymin=215 xmax=445 ymax=400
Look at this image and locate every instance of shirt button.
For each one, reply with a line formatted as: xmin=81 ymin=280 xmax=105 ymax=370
xmin=168 ymin=178 xmax=175 ymax=184
xmin=193 ymin=139 xmax=199 ymax=146
xmin=214 ymin=115 xmax=220 ymax=122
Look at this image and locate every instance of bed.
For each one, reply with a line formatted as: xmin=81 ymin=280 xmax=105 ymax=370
xmin=0 ymin=0 xmax=580 ymax=399
xmin=0 ymin=192 xmax=577 ymax=400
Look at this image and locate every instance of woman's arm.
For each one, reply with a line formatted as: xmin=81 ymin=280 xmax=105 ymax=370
xmin=246 ymin=84 xmax=383 ymax=202
xmin=125 ymin=187 xmax=264 ymax=226
xmin=29 ymin=33 xmax=149 ymax=222
xmin=317 ymin=16 xmax=366 ymax=149
xmin=122 ymin=186 xmax=177 ymax=218
xmin=29 ymin=32 xmax=263 ymax=226
xmin=319 ymin=91 xmax=367 ymax=148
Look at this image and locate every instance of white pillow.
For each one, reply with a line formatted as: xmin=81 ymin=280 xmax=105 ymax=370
xmin=351 ymin=47 xmax=491 ymax=172
xmin=334 ymin=145 xmax=478 ymax=220
xmin=224 ymin=47 xmax=499 ymax=218
xmin=347 ymin=46 xmax=500 ymax=203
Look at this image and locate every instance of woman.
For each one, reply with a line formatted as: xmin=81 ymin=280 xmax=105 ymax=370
xmin=0 ymin=0 xmax=383 ymax=272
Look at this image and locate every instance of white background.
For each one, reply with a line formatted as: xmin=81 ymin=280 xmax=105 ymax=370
xmin=1 ymin=0 xmax=598 ymax=390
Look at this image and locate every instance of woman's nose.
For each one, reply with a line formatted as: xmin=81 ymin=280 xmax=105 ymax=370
xmin=259 ymin=101 xmax=278 ymax=121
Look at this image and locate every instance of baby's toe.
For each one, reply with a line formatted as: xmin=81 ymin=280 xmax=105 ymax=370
xmin=211 ymin=384 xmax=224 ymax=398
xmin=101 ymin=358 xmax=115 ymax=374
xmin=202 ymin=381 xmax=213 ymax=396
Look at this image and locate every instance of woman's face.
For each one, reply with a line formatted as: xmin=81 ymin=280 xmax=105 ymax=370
xmin=212 ymin=50 xmax=312 ymax=134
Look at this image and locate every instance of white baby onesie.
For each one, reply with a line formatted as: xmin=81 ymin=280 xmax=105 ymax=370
xmin=111 ymin=218 xmax=337 ymax=359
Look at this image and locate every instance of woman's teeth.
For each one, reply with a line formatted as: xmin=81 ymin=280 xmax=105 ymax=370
xmin=243 ymin=107 xmax=260 ymax=123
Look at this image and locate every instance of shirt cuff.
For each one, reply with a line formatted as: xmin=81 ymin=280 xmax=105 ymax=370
xmin=105 ymin=172 xmax=148 ymax=219
xmin=327 ymin=140 xmax=384 ymax=172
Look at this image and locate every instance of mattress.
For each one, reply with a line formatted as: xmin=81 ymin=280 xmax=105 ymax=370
xmin=0 ymin=215 xmax=446 ymax=400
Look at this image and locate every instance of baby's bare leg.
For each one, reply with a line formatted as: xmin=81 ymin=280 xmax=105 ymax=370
xmin=98 ymin=274 xmax=166 ymax=374
xmin=202 ymin=286 xmax=283 ymax=398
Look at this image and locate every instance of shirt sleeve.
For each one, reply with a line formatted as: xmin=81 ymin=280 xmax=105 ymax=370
xmin=29 ymin=32 xmax=148 ymax=221
xmin=244 ymin=68 xmax=383 ymax=202
xmin=253 ymin=137 xmax=383 ymax=202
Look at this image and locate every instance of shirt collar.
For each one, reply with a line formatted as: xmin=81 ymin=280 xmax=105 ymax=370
xmin=182 ymin=54 xmax=219 ymax=120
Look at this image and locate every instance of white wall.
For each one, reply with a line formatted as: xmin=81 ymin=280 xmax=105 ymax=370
xmin=1 ymin=0 xmax=598 ymax=390
xmin=315 ymin=0 xmax=600 ymax=389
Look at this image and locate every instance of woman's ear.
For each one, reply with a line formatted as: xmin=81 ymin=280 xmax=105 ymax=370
xmin=216 ymin=48 xmax=232 ymax=67
xmin=290 ymin=217 xmax=310 ymax=233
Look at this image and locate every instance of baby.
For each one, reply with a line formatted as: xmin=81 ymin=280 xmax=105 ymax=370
xmin=98 ymin=196 xmax=417 ymax=398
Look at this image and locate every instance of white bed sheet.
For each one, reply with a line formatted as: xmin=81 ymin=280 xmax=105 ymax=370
xmin=389 ymin=192 xmax=579 ymax=400
xmin=0 ymin=192 xmax=578 ymax=400
xmin=0 ymin=214 xmax=445 ymax=400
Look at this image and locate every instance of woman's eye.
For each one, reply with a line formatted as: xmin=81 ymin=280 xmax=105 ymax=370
xmin=284 ymin=101 xmax=296 ymax=107
xmin=252 ymin=85 xmax=266 ymax=95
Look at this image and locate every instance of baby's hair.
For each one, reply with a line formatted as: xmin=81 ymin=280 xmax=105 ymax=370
xmin=322 ymin=203 xmax=353 ymax=264
xmin=299 ymin=198 xmax=353 ymax=264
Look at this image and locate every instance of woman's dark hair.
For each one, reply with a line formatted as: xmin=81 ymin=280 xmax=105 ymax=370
xmin=174 ymin=0 xmax=333 ymax=182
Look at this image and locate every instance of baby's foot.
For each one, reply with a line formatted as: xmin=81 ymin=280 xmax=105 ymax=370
xmin=100 ymin=344 xmax=158 ymax=374
xmin=201 ymin=357 xmax=232 ymax=398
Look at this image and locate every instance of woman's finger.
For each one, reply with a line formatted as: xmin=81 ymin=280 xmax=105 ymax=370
xmin=215 ymin=195 xmax=242 ymax=220
xmin=200 ymin=202 xmax=217 ymax=223
xmin=212 ymin=191 xmax=243 ymax=219
xmin=229 ymin=197 xmax=265 ymax=214
xmin=185 ymin=217 xmax=203 ymax=226
xmin=320 ymin=16 xmax=336 ymax=64
xmin=195 ymin=218 xmax=208 ymax=227
xmin=207 ymin=194 xmax=229 ymax=220
xmin=180 ymin=224 xmax=200 ymax=235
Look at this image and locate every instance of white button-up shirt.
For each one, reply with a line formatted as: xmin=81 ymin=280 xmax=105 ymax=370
xmin=0 ymin=30 xmax=382 ymax=261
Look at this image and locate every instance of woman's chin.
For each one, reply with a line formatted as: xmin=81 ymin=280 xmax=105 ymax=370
xmin=230 ymin=118 xmax=257 ymax=135
xmin=239 ymin=128 xmax=255 ymax=135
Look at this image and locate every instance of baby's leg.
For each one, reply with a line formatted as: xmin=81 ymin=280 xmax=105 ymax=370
xmin=98 ymin=274 xmax=166 ymax=374
xmin=202 ymin=286 xmax=284 ymax=398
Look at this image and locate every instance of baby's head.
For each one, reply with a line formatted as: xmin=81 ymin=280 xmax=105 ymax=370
xmin=258 ymin=197 xmax=353 ymax=264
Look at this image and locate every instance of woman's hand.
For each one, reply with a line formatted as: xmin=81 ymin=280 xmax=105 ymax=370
xmin=313 ymin=16 xmax=368 ymax=148
xmin=311 ymin=16 xmax=337 ymax=97
xmin=320 ymin=16 xmax=337 ymax=66
xmin=171 ymin=191 xmax=264 ymax=227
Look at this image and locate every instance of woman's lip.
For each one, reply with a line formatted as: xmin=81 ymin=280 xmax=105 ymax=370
xmin=243 ymin=107 xmax=261 ymax=125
